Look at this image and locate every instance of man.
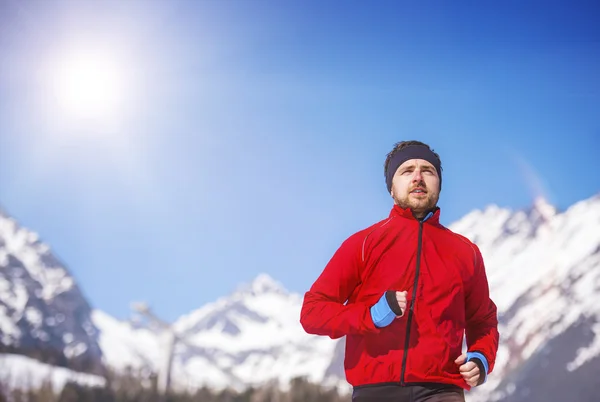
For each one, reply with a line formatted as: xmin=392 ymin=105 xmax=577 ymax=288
xmin=300 ymin=140 xmax=499 ymax=401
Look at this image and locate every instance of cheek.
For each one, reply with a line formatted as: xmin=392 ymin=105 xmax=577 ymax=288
xmin=392 ymin=178 xmax=410 ymax=195
xmin=425 ymin=176 xmax=440 ymax=193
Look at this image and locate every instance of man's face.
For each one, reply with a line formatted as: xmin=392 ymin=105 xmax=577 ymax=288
xmin=390 ymin=158 xmax=440 ymax=216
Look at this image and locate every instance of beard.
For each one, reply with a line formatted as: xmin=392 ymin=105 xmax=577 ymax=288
xmin=393 ymin=181 xmax=439 ymax=217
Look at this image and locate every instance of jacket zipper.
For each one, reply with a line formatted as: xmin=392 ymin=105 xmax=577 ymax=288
xmin=400 ymin=219 xmax=425 ymax=386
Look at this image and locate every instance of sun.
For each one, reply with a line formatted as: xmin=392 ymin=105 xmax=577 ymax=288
xmin=47 ymin=45 xmax=127 ymax=125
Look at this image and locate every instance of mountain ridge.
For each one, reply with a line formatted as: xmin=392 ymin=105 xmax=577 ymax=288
xmin=0 ymin=208 xmax=103 ymax=375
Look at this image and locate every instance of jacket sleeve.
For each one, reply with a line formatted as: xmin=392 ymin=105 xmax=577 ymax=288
xmin=465 ymin=244 xmax=500 ymax=373
xmin=300 ymin=233 xmax=380 ymax=339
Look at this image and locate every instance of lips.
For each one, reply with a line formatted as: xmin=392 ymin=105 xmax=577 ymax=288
xmin=410 ymin=188 xmax=427 ymax=194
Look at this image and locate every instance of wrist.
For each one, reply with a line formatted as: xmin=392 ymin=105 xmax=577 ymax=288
xmin=370 ymin=291 xmax=397 ymax=328
xmin=466 ymin=351 xmax=489 ymax=385
xmin=384 ymin=290 xmax=403 ymax=316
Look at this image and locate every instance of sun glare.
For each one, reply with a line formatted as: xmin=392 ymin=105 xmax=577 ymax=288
xmin=47 ymin=46 xmax=127 ymax=125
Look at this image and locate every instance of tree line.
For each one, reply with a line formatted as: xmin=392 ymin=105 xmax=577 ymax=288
xmin=0 ymin=370 xmax=348 ymax=402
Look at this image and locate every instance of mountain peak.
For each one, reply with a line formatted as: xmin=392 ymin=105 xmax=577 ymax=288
xmin=236 ymin=273 xmax=287 ymax=296
xmin=527 ymin=196 xmax=558 ymax=225
xmin=251 ymin=273 xmax=286 ymax=293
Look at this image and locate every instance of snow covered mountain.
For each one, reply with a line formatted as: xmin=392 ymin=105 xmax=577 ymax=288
xmin=0 ymin=207 xmax=103 ymax=375
xmin=453 ymin=195 xmax=600 ymax=402
xmin=2 ymin=193 xmax=599 ymax=401
xmin=93 ymin=274 xmax=339 ymax=392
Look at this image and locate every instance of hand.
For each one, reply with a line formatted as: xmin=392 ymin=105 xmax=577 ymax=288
xmin=394 ymin=291 xmax=407 ymax=317
xmin=371 ymin=291 xmax=408 ymax=328
xmin=454 ymin=353 xmax=480 ymax=387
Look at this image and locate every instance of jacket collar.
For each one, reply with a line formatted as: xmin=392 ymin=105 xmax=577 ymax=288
xmin=389 ymin=204 xmax=441 ymax=224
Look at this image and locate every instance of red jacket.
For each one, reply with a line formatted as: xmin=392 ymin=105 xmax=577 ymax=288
xmin=300 ymin=205 xmax=499 ymax=390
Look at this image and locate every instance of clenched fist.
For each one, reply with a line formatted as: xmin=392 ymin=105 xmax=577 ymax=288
xmin=454 ymin=353 xmax=481 ymax=387
xmin=393 ymin=291 xmax=408 ymax=317
xmin=371 ymin=290 xmax=409 ymax=328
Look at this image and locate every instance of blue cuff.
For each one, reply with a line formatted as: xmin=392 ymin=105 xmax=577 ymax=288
xmin=466 ymin=352 xmax=489 ymax=384
xmin=370 ymin=293 xmax=395 ymax=328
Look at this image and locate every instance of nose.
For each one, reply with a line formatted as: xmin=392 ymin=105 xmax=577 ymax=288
xmin=412 ymin=169 xmax=423 ymax=182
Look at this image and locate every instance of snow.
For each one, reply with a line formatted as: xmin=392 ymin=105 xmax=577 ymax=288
xmin=240 ymin=273 xmax=287 ymax=295
xmin=174 ymin=299 xmax=228 ymax=333
xmin=93 ymin=273 xmax=338 ymax=392
xmin=0 ymin=304 xmax=21 ymax=343
xmin=92 ymin=309 xmax=162 ymax=371
xmin=1 ymin=281 xmax=28 ymax=316
xmin=176 ymin=355 xmax=238 ymax=391
xmin=171 ymin=279 xmax=323 ymax=355
xmin=567 ymin=322 xmax=600 ymax=371
xmin=0 ymin=249 xmax=8 ymax=266
xmin=0 ymin=212 xmax=73 ymax=302
xmin=25 ymin=307 xmax=43 ymax=327
xmin=64 ymin=342 xmax=88 ymax=359
xmin=450 ymin=195 xmax=600 ymax=314
xmin=0 ymin=353 xmax=105 ymax=393
xmin=457 ymin=194 xmax=600 ymax=402
xmin=0 ymin=210 xmax=103 ymax=375
xmin=531 ymin=196 xmax=557 ymax=223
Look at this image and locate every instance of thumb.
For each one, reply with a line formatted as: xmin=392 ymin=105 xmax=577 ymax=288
xmin=454 ymin=353 xmax=467 ymax=365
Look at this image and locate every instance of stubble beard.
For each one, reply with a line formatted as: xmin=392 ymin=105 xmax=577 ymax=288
xmin=394 ymin=185 xmax=439 ymax=218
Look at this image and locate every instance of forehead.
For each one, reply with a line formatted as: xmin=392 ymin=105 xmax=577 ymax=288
xmin=397 ymin=158 xmax=435 ymax=170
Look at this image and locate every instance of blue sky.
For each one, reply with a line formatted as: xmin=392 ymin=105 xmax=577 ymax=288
xmin=0 ymin=1 xmax=598 ymax=322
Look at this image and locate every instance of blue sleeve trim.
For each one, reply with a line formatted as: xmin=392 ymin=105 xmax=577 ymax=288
xmin=466 ymin=351 xmax=489 ymax=384
xmin=370 ymin=292 xmax=395 ymax=328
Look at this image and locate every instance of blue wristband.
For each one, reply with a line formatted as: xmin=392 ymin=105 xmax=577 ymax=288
xmin=370 ymin=292 xmax=395 ymax=327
